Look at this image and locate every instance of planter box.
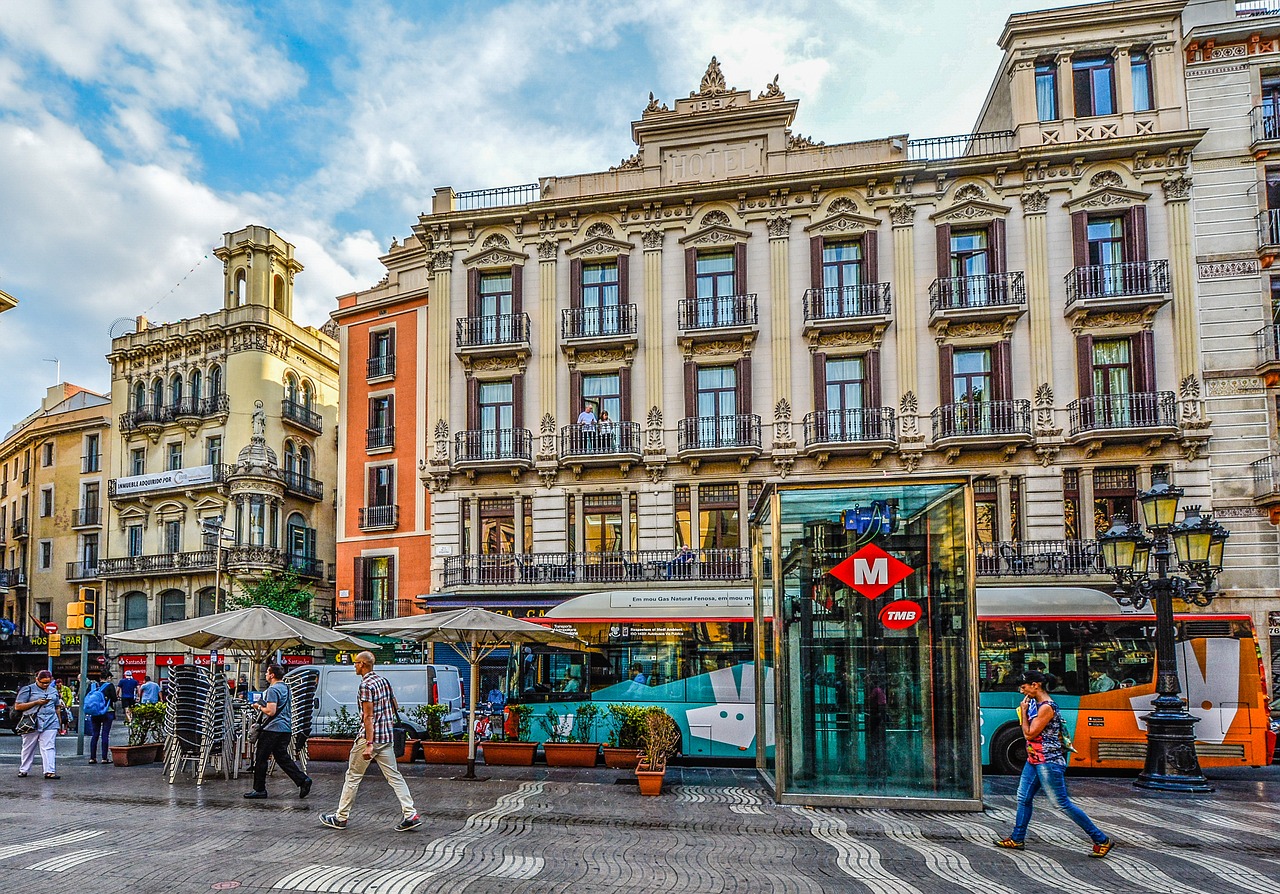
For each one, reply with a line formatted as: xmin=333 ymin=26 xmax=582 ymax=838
xmin=543 ymin=742 xmax=601 ymax=767
xmin=635 ymin=762 xmax=666 ymax=796
xmin=602 ymin=747 xmax=642 ymax=769
xmin=420 ymin=740 xmax=470 ymax=764
xmin=305 ymin=738 xmax=356 ymax=762
xmin=109 ymin=743 xmax=160 ymax=766
xmin=480 ymin=741 xmax=538 ymax=766
xmin=397 ymin=738 xmax=419 ymax=764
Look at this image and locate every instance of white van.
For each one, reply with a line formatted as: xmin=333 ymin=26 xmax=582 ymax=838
xmin=310 ymin=664 xmax=466 ymax=737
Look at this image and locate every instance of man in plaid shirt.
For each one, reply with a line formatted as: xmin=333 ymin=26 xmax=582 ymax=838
xmin=320 ymin=651 xmax=421 ymax=831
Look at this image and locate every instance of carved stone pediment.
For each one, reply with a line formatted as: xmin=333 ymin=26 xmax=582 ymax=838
xmin=461 ymin=246 xmax=530 ymax=268
xmin=565 ymin=236 xmax=634 ymax=258
xmin=678 ymin=224 xmax=750 ymax=247
xmin=1063 ymin=186 xmax=1149 ymax=211
xmin=803 ymin=210 xmax=881 ymax=235
xmin=929 ymin=199 xmax=1011 ymax=223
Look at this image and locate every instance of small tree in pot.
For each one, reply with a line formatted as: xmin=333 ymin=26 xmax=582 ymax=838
xmin=481 ymin=704 xmax=537 ymax=766
xmin=635 ymin=708 xmax=680 ymax=796
xmin=603 ymin=703 xmax=647 ymax=768
xmin=111 ymin=702 xmax=166 ymax=766
xmin=412 ymin=703 xmax=468 ymax=764
xmin=541 ymin=704 xmax=602 ymax=767
xmin=304 ymin=705 xmax=361 ymax=762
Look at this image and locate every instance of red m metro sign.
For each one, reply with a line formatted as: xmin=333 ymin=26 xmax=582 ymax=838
xmin=828 ymin=543 xmax=914 ymax=599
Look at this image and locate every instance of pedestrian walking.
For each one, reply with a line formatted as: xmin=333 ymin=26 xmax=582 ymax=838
xmin=14 ymin=670 xmax=66 ymax=779
xmin=138 ymin=675 xmax=161 ymax=704
xmin=244 ymin=664 xmax=312 ymax=800
xmin=996 ymin=670 xmax=1113 ymax=857
xmin=84 ymin=674 xmax=118 ymax=764
xmin=320 ymin=651 xmax=421 ymax=831
xmin=118 ymin=672 xmax=138 ymax=721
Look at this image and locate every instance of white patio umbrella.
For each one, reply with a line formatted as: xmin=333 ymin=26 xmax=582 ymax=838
xmin=340 ymin=607 xmax=588 ymax=779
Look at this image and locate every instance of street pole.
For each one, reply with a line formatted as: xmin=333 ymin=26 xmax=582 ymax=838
xmin=76 ymin=627 xmax=88 ymax=756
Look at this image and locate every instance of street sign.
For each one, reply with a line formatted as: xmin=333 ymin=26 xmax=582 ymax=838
xmin=44 ymin=622 xmax=58 ymax=635
xmin=828 ymin=543 xmax=914 ymax=599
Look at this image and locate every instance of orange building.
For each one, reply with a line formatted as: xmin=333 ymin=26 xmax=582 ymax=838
xmin=331 ymin=238 xmax=432 ymax=623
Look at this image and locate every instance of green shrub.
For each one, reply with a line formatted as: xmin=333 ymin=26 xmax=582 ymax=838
xmin=605 ymin=703 xmax=647 ymax=749
xmin=409 ymin=703 xmax=453 ymax=741
xmin=640 ymin=707 xmax=680 ymax=767
xmin=505 ymin=704 xmax=532 ymax=742
xmin=571 ymin=703 xmax=601 ymax=743
xmin=127 ymin=703 xmax=166 ymax=746
xmin=325 ymin=705 xmax=362 ymax=738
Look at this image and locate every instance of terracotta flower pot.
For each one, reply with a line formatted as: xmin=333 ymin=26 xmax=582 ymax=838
xmin=635 ymin=762 xmax=666 ymax=796
xmin=602 ymin=746 xmax=643 ymax=769
xmin=419 ymin=740 xmax=470 ymax=764
xmin=543 ymin=742 xmax=601 ymax=767
xmin=109 ymin=744 xmax=160 ymax=766
xmin=480 ymin=741 xmax=538 ymax=766
xmin=304 ymin=738 xmax=356 ymax=762
xmin=397 ymin=738 xmax=419 ymax=763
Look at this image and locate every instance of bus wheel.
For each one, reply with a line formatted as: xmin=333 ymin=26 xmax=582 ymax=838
xmin=989 ymin=725 xmax=1027 ymax=776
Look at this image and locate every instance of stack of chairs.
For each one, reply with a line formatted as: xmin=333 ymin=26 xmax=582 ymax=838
xmin=283 ymin=665 xmax=320 ymax=772
xmin=164 ymin=664 xmax=233 ymax=784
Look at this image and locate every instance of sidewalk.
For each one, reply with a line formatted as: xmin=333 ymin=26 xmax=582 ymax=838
xmin=1 ymin=733 xmax=1278 ymax=894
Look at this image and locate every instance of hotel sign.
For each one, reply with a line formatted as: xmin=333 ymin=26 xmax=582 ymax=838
xmin=114 ymin=464 xmax=215 ymax=496
xmin=663 ymin=139 xmax=764 ymax=185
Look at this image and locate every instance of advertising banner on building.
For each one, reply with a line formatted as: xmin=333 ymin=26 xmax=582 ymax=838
xmin=113 ymin=464 xmax=216 ymax=496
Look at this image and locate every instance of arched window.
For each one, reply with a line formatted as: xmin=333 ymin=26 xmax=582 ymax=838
xmin=235 ymin=269 xmax=247 ymax=306
xmin=190 ymin=369 xmax=203 ymax=404
xmin=301 ymin=380 xmax=314 ymax=410
xmin=196 ymin=587 xmax=218 ymax=617
xmin=150 ymin=378 xmax=164 ymax=409
xmin=273 ymin=275 xmax=286 ymax=312
xmin=299 ymin=445 xmax=313 ymax=478
xmin=286 ymin=512 xmax=316 ymax=577
xmin=169 ymin=373 xmax=183 ymax=408
xmin=284 ymin=374 xmax=299 ymax=406
xmin=159 ymin=589 xmax=186 ymax=624
xmin=122 ymin=592 xmax=149 ymax=630
xmin=132 ymin=381 xmax=146 ymax=412
xmin=208 ymin=364 xmax=223 ymax=398
xmin=283 ymin=440 xmax=297 ymax=473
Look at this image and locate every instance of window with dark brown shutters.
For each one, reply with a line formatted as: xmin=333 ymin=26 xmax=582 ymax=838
xmin=368 ymin=328 xmax=395 ymax=379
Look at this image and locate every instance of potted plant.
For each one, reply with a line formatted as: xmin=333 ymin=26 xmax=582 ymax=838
xmin=412 ymin=703 xmax=468 ymax=764
xmin=110 ymin=702 xmax=166 ymax=766
xmin=304 ymin=705 xmax=362 ymax=762
xmin=540 ymin=704 xmax=602 ymax=767
xmin=635 ymin=707 xmax=680 ymax=796
xmin=480 ymin=704 xmax=537 ymax=766
xmin=603 ymin=703 xmax=646 ymax=769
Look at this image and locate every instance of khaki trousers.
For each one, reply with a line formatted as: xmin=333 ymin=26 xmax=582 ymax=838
xmin=334 ymin=738 xmax=416 ymax=821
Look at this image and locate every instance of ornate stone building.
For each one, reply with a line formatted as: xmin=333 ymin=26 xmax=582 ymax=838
xmin=100 ymin=225 xmax=339 ymax=675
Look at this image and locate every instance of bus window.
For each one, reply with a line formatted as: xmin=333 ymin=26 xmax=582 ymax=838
xmin=978 ymin=621 xmax=1085 ymax=694
xmin=1084 ymin=622 xmax=1154 ymax=691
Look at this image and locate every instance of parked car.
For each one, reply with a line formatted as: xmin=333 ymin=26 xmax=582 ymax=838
xmin=0 ymin=673 xmax=29 ymax=734
xmin=309 ymin=664 xmax=465 ymax=738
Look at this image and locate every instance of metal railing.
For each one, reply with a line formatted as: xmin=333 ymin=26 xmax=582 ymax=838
xmin=1065 ymin=260 xmax=1169 ymax=305
xmin=0 ymin=568 xmax=27 ymax=587
xmin=108 ymin=463 xmax=232 ymax=497
xmin=441 ymin=547 xmax=753 ymax=588
xmin=1260 ymin=209 xmax=1280 ymax=248
xmin=120 ymin=394 xmax=228 ymax=431
xmin=929 ymin=272 xmax=1026 ymax=312
xmin=282 ymin=469 xmax=324 ymax=500
xmin=98 ymin=549 xmax=216 ymax=576
xmin=1252 ymin=103 xmax=1280 ymax=143
xmin=1252 ymin=455 xmax=1280 ymax=499
xmin=561 ymin=304 xmax=638 ymax=339
xmin=81 ymin=454 xmax=101 ymax=473
xmin=677 ymin=415 xmax=762 ymax=451
xmin=1256 ymin=324 xmax=1280 ymax=366
xmin=358 ymin=505 xmax=398 ymax=530
xmin=286 ymin=555 xmax=324 ymax=578
xmin=1238 ymin=0 xmax=1280 ymax=17
xmin=11 ymin=517 xmax=28 ymax=538
xmin=976 ymin=540 xmax=1105 ymax=576
xmin=1067 ymin=391 xmax=1176 ymax=435
xmin=906 ymin=131 xmax=1015 ymax=161
xmin=803 ymin=407 xmax=896 ymax=446
xmin=677 ymin=294 xmax=758 ymax=330
xmin=560 ymin=422 xmax=642 ymax=458
xmin=366 ymin=354 xmax=396 ymax=379
xmin=455 ymin=312 xmax=530 ymax=348
xmin=454 ymin=428 xmax=534 ymax=463
xmin=454 ymin=182 xmax=541 ymax=211
xmin=337 ymin=598 xmax=421 ymax=623
xmin=281 ymin=399 xmax=323 ymax=433
xmin=802 ymin=284 xmax=892 ymax=321
xmin=72 ymin=507 xmax=101 ymax=527
xmin=932 ymin=400 xmax=1031 ymax=440
xmin=366 ymin=426 xmax=395 ymax=450
xmin=65 ymin=561 xmax=98 ymax=581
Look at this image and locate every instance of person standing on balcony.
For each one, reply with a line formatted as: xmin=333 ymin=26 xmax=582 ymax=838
xmin=598 ymin=409 xmax=616 ymax=452
xmin=576 ymin=402 xmax=597 ymax=452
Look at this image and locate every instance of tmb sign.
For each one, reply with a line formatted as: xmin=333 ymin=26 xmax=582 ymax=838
xmin=828 ymin=543 xmax=914 ymax=600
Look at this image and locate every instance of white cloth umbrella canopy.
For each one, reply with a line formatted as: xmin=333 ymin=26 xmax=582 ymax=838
xmin=340 ymin=607 xmax=587 ymax=778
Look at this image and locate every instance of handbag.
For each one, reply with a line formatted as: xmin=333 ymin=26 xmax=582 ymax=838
xmin=14 ymin=709 xmax=37 ymax=735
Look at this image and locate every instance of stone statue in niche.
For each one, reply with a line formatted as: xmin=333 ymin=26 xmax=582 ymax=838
xmin=252 ymin=400 xmax=266 ymax=440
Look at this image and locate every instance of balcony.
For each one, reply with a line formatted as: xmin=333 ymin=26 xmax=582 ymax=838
xmin=119 ymin=402 xmax=166 ymax=434
xmin=0 ymin=568 xmax=27 ymax=588
xmin=929 ymin=272 xmax=1026 ymax=329
xmin=282 ymin=469 xmax=325 ymax=501
xmin=72 ymin=507 xmax=102 ymax=528
xmin=1066 ymin=392 xmax=1177 ymax=441
xmin=336 ymin=598 xmax=421 ymax=623
xmin=11 ymin=517 xmax=28 ymax=539
xmin=65 ymin=562 xmax=98 ymax=581
xmin=1255 ymin=324 xmax=1280 ymax=386
xmin=441 ymin=547 xmax=752 ymax=588
xmin=281 ymin=399 xmax=323 ymax=434
xmin=81 ymin=454 xmax=101 ymax=474
xmin=286 ymin=554 xmax=324 ymax=579
xmin=358 ymin=505 xmax=398 ymax=531
xmin=802 ymin=407 xmax=897 ymax=457
xmin=560 ymin=422 xmax=642 ymax=467
xmin=931 ymin=400 xmax=1032 ymax=450
xmin=119 ymin=394 xmax=228 ymax=432
xmin=366 ymin=354 xmax=396 ymax=380
xmin=108 ymin=463 xmax=232 ymax=499
xmin=366 ymin=426 xmax=395 ymax=451
xmin=1251 ymin=103 xmax=1280 ymax=155
xmin=98 ymin=549 xmax=216 ymax=578
xmin=454 ymin=429 xmax=534 ymax=469
xmin=677 ymin=415 xmax=762 ymax=459
xmin=802 ymin=284 xmax=892 ymax=336
xmin=677 ymin=294 xmax=758 ymax=335
xmin=1064 ymin=260 xmax=1170 ymax=319
xmin=1252 ymin=456 xmax=1280 ymax=517
xmin=976 ymin=540 xmax=1105 ymax=578
xmin=561 ymin=304 xmax=638 ymax=342
xmin=455 ymin=313 xmax=530 ymax=350
xmin=226 ymin=546 xmax=287 ymax=575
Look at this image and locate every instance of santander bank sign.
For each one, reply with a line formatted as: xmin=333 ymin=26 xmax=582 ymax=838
xmin=827 ymin=543 xmax=922 ymax=630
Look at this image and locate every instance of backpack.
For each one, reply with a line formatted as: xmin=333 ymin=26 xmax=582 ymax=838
xmin=83 ymin=682 xmax=109 ymax=717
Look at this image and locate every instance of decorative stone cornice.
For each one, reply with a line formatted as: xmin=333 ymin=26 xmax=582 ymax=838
xmin=678 ymin=224 xmax=750 ymax=247
xmin=565 ymin=235 xmax=634 ymax=258
xmin=461 ymin=246 xmax=530 ymax=268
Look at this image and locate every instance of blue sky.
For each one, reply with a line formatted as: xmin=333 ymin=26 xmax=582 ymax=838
xmin=0 ymin=0 xmax=1078 ymax=425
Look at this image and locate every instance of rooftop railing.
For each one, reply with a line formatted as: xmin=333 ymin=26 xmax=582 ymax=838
xmin=454 ymin=183 xmax=541 ymax=211
xmin=906 ymin=131 xmax=1015 ymax=162
xmin=441 ymin=547 xmax=752 ymax=588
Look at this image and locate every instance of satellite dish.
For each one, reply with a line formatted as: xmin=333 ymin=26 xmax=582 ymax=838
xmin=108 ymin=317 xmax=137 ymax=338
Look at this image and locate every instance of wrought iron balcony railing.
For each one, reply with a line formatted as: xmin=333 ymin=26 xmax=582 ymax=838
xmin=454 ymin=182 xmax=540 ymax=211
xmin=282 ymin=469 xmax=324 ymax=500
xmin=677 ymin=294 xmax=758 ymax=330
xmin=66 ymin=561 xmax=98 ymax=581
xmin=454 ymin=428 xmax=533 ymax=464
xmin=560 ymin=422 xmax=641 ymax=458
xmin=11 ymin=517 xmax=28 ymax=539
xmin=282 ymin=399 xmax=323 ymax=433
xmin=1262 ymin=209 xmax=1280 ymax=250
xmin=98 ymin=549 xmax=216 ymax=577
xmin=366 ymin=426 xmax=395 ymax=450
xmin=455 ymin=313 xmax=530 ymax=348
xmin=906 ymin=130 xmax=1015 ymax=161
xmin=1066 ymin=391 xmax=1176 ymax=435
xmin=802 ymin=284 xmax=891 ymax=321
xmin=803 ymin=407 xmax=896 ymax=446
xmin=366 ymin=354 xmax=396 ymax=379
xmin=1064 ymin=260 xmax=1170 ymax=305
xmin=286 ymin=554 xmax=324 ymax=578
xmin=1256 ymin=324 xmax=1280 ymax=367
xmin=677 ymin=415 xmax=762 ymax=451
xmin=929 ymin=272 xmax=1026 ymax=312
xmin=1252 ymin=455 xmax=1280 ymax=500
xmin=81 ymin=454 xmax=101 ymax=474
xmin=1252 ymin=103 xmax=1280 ymax=143
xmin=561 ymin=303 xmax=638 ymax=339
xmin=976 ymin=540 xmax=1105 ymax=576
xmin=358 ymin=504 xmax=398 ymax=531
xmin=119 ymin=394 xmax=228 ymax=431
xmin=0 ymin=568 xmax=27 ymax=587
xmin=931 ymin=399 xmax=1031 ymax=440
xmin=72 ymin=507 xmax=101 ymax=527
xmin=336 ymin=598 xmax=422 ymax=623
xmin=108 ymin=463 xmax=232 ymax=498
xmin=441 ymin=547 xmax=752 ymax=588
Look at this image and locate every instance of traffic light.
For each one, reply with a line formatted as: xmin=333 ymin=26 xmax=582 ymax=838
xmin=78 ymin=586 xmax=97 ymax=631
xmin=67 ymin=600 xmax=84 ymax=630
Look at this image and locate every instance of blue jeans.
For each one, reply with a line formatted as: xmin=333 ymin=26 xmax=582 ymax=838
xmin=1010 ymin=760 xmax=1107 ymax=844
xmin=90 ymin=713 xmax=114 ymax=761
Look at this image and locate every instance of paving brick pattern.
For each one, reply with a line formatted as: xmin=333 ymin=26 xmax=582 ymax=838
xmin=1 ymin=736 xmax=1278 ymax=893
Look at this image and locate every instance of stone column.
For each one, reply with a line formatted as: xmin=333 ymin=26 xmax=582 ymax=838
xmin=996 ymin=476 xmax=1014 ymax=543
xmin=429 ymin=251 xmax=454 ymax=443
xmin=642 ymin=230 xmax=665 ymax=423
xmin=538 ymin=241 xmax=558 ymax=413
xmin=514 ymin=494 xmax=525 ymax=555
xmin=1078 ymin=469 xmax=1096 ymax=540
xmin=1021 ymin=190 xmax=1053 ymax=390
xmin=573 ymin=493 xmax=586 ymax=554
xmin=768 ymin=216 xmax=792 ymax=412
xmin=891 ymin=205 xmax=917 ymax=401
xmin=1114 ymin=47 xmax=1134 ymax=115
xmin=1163 ymin=176 xmax=1199 ymax=387
xmin=620 ymin=491 xmax=632 ymax=553
xmin=689 ymin=484 xmax=701 ymax=551
xmin=469 ymin=496 xmax=481 ymax=557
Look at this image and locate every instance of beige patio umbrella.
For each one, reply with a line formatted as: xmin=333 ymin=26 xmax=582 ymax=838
xmin=340 ymin=607 xmax=588 ymax=779
xmin=107 ymin=605 xmax=377 ymax=686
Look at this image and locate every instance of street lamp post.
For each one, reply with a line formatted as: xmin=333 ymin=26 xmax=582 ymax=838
xmin=201 ymin=516 xmax=235 ymax=614
xmin=1097 ymin=472 xmax=1229 ymax=793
